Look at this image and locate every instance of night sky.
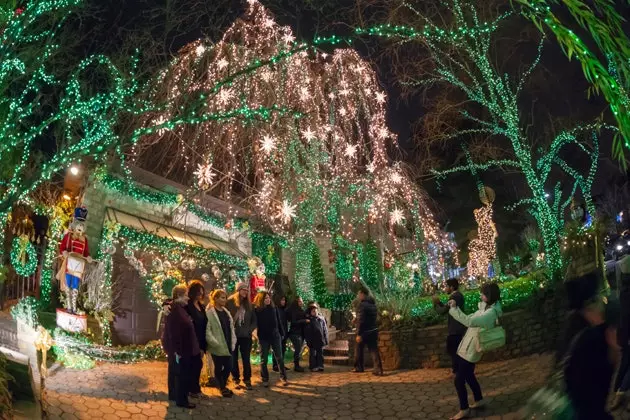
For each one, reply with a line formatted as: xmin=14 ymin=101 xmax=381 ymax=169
xmin=64 ymin=0 xmax=629 ymax=256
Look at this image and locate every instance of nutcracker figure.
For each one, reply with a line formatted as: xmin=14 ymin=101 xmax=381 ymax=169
xmin=247 ymin=257 xmax=266 ymax=302
xmin=56 ymin=207 xmax=92 ymax=314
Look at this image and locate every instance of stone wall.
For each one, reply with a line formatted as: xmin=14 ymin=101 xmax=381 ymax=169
xmin=350 ymin=293 xmax=565 ymax=370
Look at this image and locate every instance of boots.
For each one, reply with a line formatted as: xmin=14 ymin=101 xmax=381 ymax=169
xmin=65 ymin=289 xmax=74 ymax=314
xmin=71 ymin=289 xmax=79 ymax=314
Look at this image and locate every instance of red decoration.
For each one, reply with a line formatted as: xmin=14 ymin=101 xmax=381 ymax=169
xmin=249 ymin=274 xmax=265 ymax=302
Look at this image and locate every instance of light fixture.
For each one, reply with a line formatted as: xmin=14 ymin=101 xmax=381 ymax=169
xmin=69 ymin=166 xmax=80 ymax=176
xmin=617 ymin=245 xmax=623 ymax=251
xmin=62 ymin=194 xmax=71 ymax=201
xmin=544 ymin=192 xmax=550 ymax=199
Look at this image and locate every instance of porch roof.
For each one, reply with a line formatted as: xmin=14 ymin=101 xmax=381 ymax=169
xmin=105 ymin=208 xmax=247 ymax=258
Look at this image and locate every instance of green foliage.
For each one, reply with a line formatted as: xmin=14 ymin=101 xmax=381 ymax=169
xmin=251 ymin=231 xmax=285 ymax=276
xmin=357 ymin=240 xmax=383 ymax=292
xmin=10 ymin=296 xmax=40 ymax=328
xmin=0 ymin=352 xmax=12 ymax=419
xmin=311 ymin=245 xmax=328 ymax=306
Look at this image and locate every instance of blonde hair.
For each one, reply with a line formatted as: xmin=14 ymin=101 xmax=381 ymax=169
xmin=172 ymin=284 xmax=188 ymax=300
xmin=210 ymin=289 xmax=227 ymax=306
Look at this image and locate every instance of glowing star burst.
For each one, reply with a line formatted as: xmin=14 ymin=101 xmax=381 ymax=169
xmin=217 ymin=58 xmax=229 ymax=70
xmin=280 ymin=200 xmax=297 ymax=224
xmin=375 ymin=92 xmax=387 ymax=103
xmin=195 ymin=44 xmax=206 ymax=56
xmin=302 ymin=127 xmax=316 ymax=142
xmin=391 ymin=171 xmax=402 ymax=184
xmin=366 ymin=162 xmax=376 ymax=173
xmin=390 ymin=208 xmax=405 ymax=225
xmin=282 ymin=33 xmax=295 ymax=44
xmin=344 ymin=144 xmax=358 ymax=158
xmin=261 ymin=135 xmax=276 ymax=153
xmin=194 ymin=162 xmax=215 ymax=190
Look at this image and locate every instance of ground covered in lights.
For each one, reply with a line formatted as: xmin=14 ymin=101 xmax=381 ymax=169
xmin=43 ymin=354 xmax=554 ymax=420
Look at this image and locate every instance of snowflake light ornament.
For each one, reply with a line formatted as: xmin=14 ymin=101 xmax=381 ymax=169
xmin=390 ymin=208 xmax=405 ymax=225
xmin=261 ymin=136 xmax=276 ymax=154
xmin=344 ymin=144 xmax=358 ymax=158
xmin=280 ymin=200 xmax=297 ymax=224
xmin=194 ymin=162 xmax=215 ymax=190
xmin=302 ymin=127 xmax=316 ymax=142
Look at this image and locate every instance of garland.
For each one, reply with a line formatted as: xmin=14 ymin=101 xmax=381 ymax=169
xmin=10 ymin=235 xmax=37 ymax=277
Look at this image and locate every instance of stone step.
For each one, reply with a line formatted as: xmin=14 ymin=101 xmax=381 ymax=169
xmin=323 ymin=355 xmax=350 ymax=366
xmin=327 ymin=326 xmax=337 ymax=343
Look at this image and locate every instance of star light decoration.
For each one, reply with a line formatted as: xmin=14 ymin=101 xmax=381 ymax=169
xmin=193 ymin=162 xmax=215 ymax=190
xmin=133 ymin=0 xmax=455 ymax=265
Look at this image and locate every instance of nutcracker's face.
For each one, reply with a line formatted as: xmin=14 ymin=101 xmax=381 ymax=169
xmin=73 ymin=222 xmax=85 ymax=236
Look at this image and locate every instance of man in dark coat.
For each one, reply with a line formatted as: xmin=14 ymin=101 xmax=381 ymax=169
xmin=352 ymin=286 xmax=383 ymax=375
xmin=433 ymin=278 xmax=467 ymax=374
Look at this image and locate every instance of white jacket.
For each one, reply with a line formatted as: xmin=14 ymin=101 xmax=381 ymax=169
xmin=449 ymin=301 xmax=503 ymax=363
xmin=206 ymin=307 xmax=237 ymax=357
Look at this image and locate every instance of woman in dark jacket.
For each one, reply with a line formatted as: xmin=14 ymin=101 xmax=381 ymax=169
xmin=287 ymin=296 xmax=308 ymax=372
xmin=273 ymin=295 xmax=289 ymax=372
xmin=161 ymin=284 xmax=200 ymax=409
xmin=304 ymin=304 xmax=328 ymax=371
xmin=352 ymin=286 xmax=383 ymax=376
xmin=254 ymin=291 xmax=288 ymax=386
xmin=185 ymin=280 xmax=208 ymax=397
xmin=564 ymin=299 xmax=621 ymax=420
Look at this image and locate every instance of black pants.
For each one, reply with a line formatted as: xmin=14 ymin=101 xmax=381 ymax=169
xmin=167 ymin=355 xmax=176 ymax=400
xmin=272 ymin=337 xmax=287 ymax=370
xmin=260 ymin=336 xmax=287 ymax=381
xmin=289 ymin=334 xmax=304 ymax=366
xmin=174 ymin=356 xmax=193 ymax=407
xmin=190 ymin=353 xmax=203 ymax=394
xmin=446 ymin=334 xmax=464 ymax=374
xmin=454 ymin=355 xmax=483 ymax=410
xmin=231 ymin=337 xmax=252 ymax=384
xmin=615 ymin=345 xmax=630 ymax=391
xmin=212 ymin=354 xmax=233 ymax=391
xmin=309 ymin=345 xmax=324 ymax=370
xmin=354 ymin=330 xmax=383 ymax=373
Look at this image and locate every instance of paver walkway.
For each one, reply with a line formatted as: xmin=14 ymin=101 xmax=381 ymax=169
xmin=43 ymin=354 xmax=552 ymax=420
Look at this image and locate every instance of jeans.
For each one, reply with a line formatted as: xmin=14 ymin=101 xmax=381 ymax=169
xmin=231 ymin=337 xmax=252 ymax=384
xmin=289 ymin=334 xmax=304 ymax=366
xmin=446 ymin=334 xmax=464 ymax=374
xmin=174 ymin=356 xmax=193 ymax=407
xmin=454 ymin=356 xmax=483 ymax=410
xmin=309 ymin=345 xmax=324 ymax=370
xmin=260 ymin=336 xmax=287 ymax=381
xmin=272 ymin=337 xmax=287 ymax=370
xmin=211 ymin=354 xmax=233 ymax=391
xmin=189 ymin=353 xmax=203 ymax=394
xmin=354 ymin=330 xmax=383 ymax=373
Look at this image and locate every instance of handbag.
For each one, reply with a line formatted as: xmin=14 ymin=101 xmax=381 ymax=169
xmin=476 ymin=307 xmax=506 ymax=352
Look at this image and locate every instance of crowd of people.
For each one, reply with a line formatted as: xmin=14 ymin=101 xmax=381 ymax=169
xmin=160 ymin=280 xmax=354 ymax=409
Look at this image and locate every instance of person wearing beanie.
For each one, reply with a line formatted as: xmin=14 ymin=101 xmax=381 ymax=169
xmin=564 ymin=298 xmax=621 ymax=420
xmin=304 ymin=303 xmax=328 ymax=372
xmin=225 ymin=282 xmax=257 ymax=390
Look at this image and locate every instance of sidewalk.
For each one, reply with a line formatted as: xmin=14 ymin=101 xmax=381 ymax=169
xmin=42 ymin=354 xmax=553 ymax=419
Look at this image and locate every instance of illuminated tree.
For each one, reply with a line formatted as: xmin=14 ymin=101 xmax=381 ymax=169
xmin=357 ymin=0 xmax=611 ymax=279
xmin=132 ymin=0 xmax=455 ymax=299
xmin=513 ymin=0 xmax=630 ymax=163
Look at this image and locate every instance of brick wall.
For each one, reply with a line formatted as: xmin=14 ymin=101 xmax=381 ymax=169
xmin=349 ymin=293 xmax=566 ymax=370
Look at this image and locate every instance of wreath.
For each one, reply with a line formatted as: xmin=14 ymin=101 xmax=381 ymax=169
xmin=145 ymin=265 xmax=185 ymax=308
xmin=11 ymin=235 xmax=37 ymax=277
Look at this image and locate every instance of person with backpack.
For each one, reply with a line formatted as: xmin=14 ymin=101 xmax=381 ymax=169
xmin=304 ymin=303 xmax=328 ymax=372
xmin=433 ymin=278 xmax=467 ymax=374
xmin=447 ymin=282 xmax=502 ymax=420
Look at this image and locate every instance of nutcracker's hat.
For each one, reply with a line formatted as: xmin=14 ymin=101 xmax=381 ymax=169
xmin=74 ymin=206 xmax=88 ymax=222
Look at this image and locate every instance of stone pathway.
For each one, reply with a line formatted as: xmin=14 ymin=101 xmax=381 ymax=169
xmin=42 ymin=354 xmax=552 ymax=420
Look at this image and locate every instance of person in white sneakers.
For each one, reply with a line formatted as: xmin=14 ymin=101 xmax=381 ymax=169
xmin=447 ymin=282 xmax=502 ymax=420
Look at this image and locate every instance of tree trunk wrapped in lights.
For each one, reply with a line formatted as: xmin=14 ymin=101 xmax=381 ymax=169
xmin=357 ymin=0 xmax=612 ymax=280
xmin=132 ymin=0 xmax=456 ymax=295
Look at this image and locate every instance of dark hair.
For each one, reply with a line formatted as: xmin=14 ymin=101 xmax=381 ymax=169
xmin=275 ymin=295 xmax=287 ymax=307
xmin=188 ymin=280 xmax=205 ymax=300
xmin=481 ymin=282 xmax=500 ymax=306
xmin=446 ymin=278 xmax=459 ymax=290
xmin=358 ymin=285 xmax=371 ymax=296
xmin=254 ymin=291 xmax=273 ymax=310
xmin=307 ymin=304 xmax=318 ymax=315
xmin=566 ymin=272 xmax=600 ymax=310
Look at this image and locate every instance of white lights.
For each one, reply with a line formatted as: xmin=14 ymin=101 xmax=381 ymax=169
xmin=280 ymin=200 xmax=297 ymax=224
xmin=69 ymin=166 xmax=80 ymax=176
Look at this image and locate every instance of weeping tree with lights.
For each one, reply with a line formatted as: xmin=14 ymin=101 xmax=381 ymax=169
xmin=131 ymin=0 xmax=455 ymax=301
xmin=358 ymin=0 xmax=613 ymax=280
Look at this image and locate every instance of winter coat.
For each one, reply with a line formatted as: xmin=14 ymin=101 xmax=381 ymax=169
xmin=186 ymin=301 xmax=208 ymax=352
xmin=434 ymin=290 xmax=467 ymax=336
xmin=277 ymin=306 xmax=289 ymax=339
xmin=161 ymin=302 xmax=200 ymax=358
xmin=255 ymin=306 xmax=285 ymax=341
xmin=357 ymin=297 xmax=378 ymax=337
xmin=305 ymin=314 xmax=328 ymax=348
xmin=449 ymin=301 xmax=503 ymax=363
xmin=564 ymin=324 xmax=615 ymax=420
xmin=288 ymin=305 xmax=308 ymax=337
xmin=225 ymin=296 xmax=257 ymax=338
xmin=205 ymin=307 xmax=237 ymax=357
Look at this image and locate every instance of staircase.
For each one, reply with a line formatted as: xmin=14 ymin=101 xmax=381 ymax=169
xmin=324 ymin=327 xmax=351 ymax=366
